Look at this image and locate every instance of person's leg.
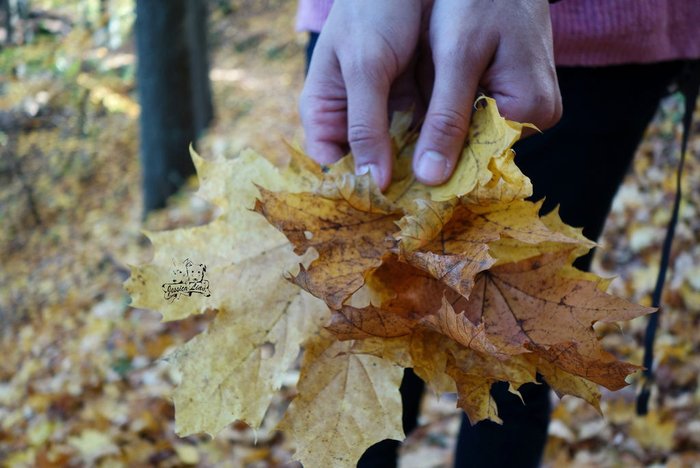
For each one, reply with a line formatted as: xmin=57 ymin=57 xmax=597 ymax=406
xmin=454 ymin=379 xmax=551 ymax=468
xmin=454 ymin=61 xmax=684 ymax=468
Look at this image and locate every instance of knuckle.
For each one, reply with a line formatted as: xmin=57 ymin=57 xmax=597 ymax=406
xmin=433 ymin=44 xmax=462 ymax=66
xmin=347 ymin=122 xmax=382 ymax=148
xmin=299 ymin=93 xmax=332 ymax=129
xmin=300 ymin=104 xmax=321 ymax=130
xmin=531 ymin=92 xmax=560 ymax=129
xmin=343 ymin=49 xmax=393 ymax=87
xmin=425 ymin=108 xmax=469 ymax=140
xmin=506 ymin=91 xmax=560 ymax=129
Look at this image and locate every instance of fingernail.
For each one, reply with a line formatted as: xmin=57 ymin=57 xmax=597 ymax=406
xmin=356 ymin=163 xmax=382 ymax=186
xmin=417 ymin=151 xmax=448 ymax=183
xmin=356 ymin=164 xmax=370 ymax=175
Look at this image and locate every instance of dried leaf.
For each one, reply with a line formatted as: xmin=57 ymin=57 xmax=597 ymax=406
xmin=464 ymin=250 xmax=654 ymax=389
xmin=169 ymin=289 xmax=327 ymax=436
xmin=125 ymin=148 xmax=318 ymax=322
xmin=488 ymin=204 xmax=595 ymax=265
xmin=125 ymin=96 xmax=652 ymax=461
xmin=278 ymin=333 xmax=404 ymax=468
xmin=446 ymin=349 xmax=538 ymax=424
xmin=462 ymin=148 xmax=533 ymax=204
xmin=399 ymin=201 xmax=581 ymax=298
xmin=420 ymin=297 xmax=504 ymax=357
xmin=326 ymin=304 xmax=415 ymax=340
xmin=255 ymin=188 xmax=401 ymax=309
xmin=126 ymin=149 xmax=331 ymax=435
xmin=426 ymin=96 xmax=532 ymax=202
xmin=529 ymin=353 xmax=601 ymax=411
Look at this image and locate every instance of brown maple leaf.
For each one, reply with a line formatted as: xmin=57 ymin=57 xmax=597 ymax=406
xmin=463 ymin=249 xmax=654 ymax=390
xmin=254 ymin=187 xmax=401 ymax=309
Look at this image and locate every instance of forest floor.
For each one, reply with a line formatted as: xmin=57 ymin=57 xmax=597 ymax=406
xmin=2 ymin=1 xmax=700 ymax=466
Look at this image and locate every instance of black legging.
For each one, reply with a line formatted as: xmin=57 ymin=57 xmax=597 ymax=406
xmin=306 ymin=32 xmax=684 ymax=467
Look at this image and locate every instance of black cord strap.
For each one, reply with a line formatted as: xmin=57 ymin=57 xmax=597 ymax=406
xmin=637 ymin=60 xmax=700 ymax=415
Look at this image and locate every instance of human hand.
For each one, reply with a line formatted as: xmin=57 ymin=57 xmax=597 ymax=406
xmin=300 ymin=0 xmax=562 ymax=190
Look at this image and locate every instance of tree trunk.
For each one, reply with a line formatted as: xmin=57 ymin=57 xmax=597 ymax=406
xmin=186 ymin=0 xmax=213 ymax=139
xmin=2 ymin=0 xmax=13 ymax=45
xmin=136 ymin=0 xmax=213 ymax=214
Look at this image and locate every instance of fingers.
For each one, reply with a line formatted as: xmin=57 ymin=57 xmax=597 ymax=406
xmin=342 ymin=49 xmax=395 ymax=189
xmin=479 ymin=0 xmax=562 ymax=132
xmin=413 ymin=0 xmax=562 ymax=186
xmin=301 ymin=0 xmax=423 ymax=189
xmin=299 ymin=34 xmax=349 ymax=165
xmin=337 ymin=1 xmax=422 ymax=190
xmin=412 ymin=9 xmax=493 ymax=185
xmin=489 ymin=53 xmax=562 ymax=133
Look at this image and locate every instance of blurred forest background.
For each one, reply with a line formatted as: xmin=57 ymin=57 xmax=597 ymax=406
xmin=1 ymin=1 xmax=699 ymax=466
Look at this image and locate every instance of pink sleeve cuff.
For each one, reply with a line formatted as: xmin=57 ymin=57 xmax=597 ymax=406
xmin=296 ymin=0 xmax=333 ymax=33
xmin=295 ymin=0 xmax=700 ymax=64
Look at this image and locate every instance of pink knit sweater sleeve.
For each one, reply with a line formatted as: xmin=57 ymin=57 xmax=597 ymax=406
xmin=550 ymin=0 xmax=700 ymax=66
xmin=295 ymin=0 xmax=700 ymax=66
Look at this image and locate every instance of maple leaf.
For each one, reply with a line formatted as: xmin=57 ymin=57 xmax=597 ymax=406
xmin=327 ymin=303 xmax=416 ymax=340
xmin=462 ymin=250 xmax=654 ymax=390
xmin=397 ymin=200 xmax=586 ymax=299
xmin=526 ymin=351 xmax=602 ymax=411
xmin=404 ymin=96 xmax=534 ymax=203
xmin=420 ymin=297 xmax=504 ymax=357
xmin=126 ymin=148 xmax=331 ymax=434
xmin=168 ymin=287 xmax=326 ymax=436
xmin=488 ymin=204 xmax=596 ymax=265
xmin=254 ymin=186 xmax=401 ymax=309
xmin=325 ymin=256 xmax=467 ymax=340
xmin=125 ymin=96 xmax=652 ymax=468
xmin=446 ymin=346 xmax=538 ymax=424
xmin=278 ymin=332 xmax=404 ymax=467
xmin=126 ymin=148 xmax=320 ymax=322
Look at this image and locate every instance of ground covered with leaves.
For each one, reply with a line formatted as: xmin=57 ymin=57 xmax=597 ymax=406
xmin=1 ymin=1 xmax=700 ymax=467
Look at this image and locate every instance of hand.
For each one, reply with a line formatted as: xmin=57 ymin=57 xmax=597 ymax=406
xmin=300 ymin=0 xmax=562 ymax=191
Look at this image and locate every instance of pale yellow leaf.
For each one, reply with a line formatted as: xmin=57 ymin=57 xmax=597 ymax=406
xmin=279 ymin=333 xmax=404 ymax=468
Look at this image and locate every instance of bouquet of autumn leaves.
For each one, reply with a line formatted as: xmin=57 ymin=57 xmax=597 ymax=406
xmin=126 ymin=98 xmax=652 ymax=467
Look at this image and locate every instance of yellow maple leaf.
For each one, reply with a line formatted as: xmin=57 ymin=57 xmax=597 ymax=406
xmin=278 ymin=332 xmax=404 ymax=468
xmin=125 ymin=148 xmax=320 ymax=322
xmin=488 ymin=204 xmax=596 ymax=265
xmin=168 ymin=288 xmax=326 ymax=436
xmin=378 ymin=96 xmax=533 ymax=205
xmin=125 ymin=148 xmax=330 ymax=434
